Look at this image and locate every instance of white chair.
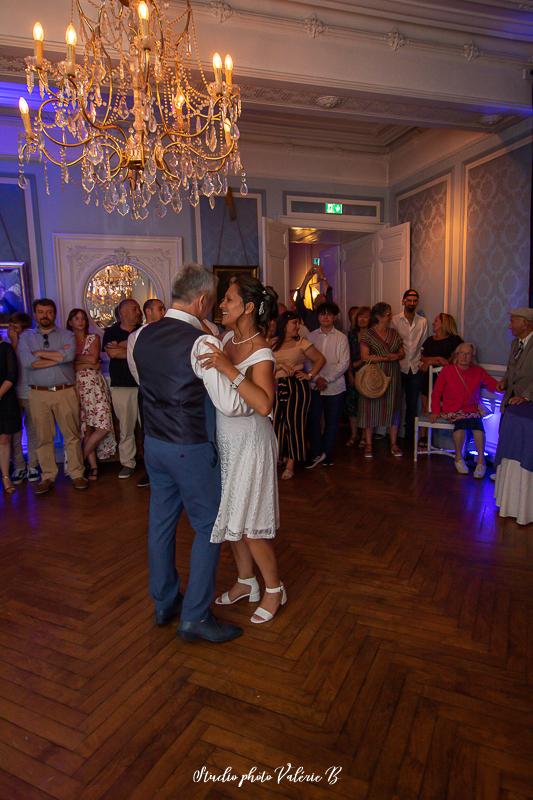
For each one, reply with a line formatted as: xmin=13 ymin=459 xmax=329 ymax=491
xmin=414 ymin=366 xmax=454 ymax=462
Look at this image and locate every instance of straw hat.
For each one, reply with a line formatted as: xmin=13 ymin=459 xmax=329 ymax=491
xmin=355 ymin=363 xmax=391 ymax=399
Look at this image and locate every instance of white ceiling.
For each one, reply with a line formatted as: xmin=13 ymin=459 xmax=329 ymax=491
xmin=0 ymin=0 xmax=531 ymax=153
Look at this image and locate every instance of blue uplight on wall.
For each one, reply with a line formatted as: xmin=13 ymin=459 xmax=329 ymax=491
xmin=0 ymin=81 xmax=44 ymax=113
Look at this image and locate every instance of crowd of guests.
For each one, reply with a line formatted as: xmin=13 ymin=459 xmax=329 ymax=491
xmin=0 ymin=264 xmax=532 ymax=496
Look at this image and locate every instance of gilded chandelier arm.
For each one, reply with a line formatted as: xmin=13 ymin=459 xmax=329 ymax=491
xmin=18 ymin=0 xmax=246 ymax=218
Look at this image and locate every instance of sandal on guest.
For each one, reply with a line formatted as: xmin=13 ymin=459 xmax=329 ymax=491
xmin=2 ymin=475 xmax=15 ymax=494
xmin=215 ymin=576 xmax=260 ymax=606
xmin=364 ymin=445 xmax=373 ymax=459
xmin=251 ymin=583 xmax=287 ymax=624
xmin=88 ymin=467 xmax=98 ymax=481
xmin=345 ymin=436 xmax=356 ymax=447
xmin=281 ymin=468 xmax=294 ymax=480
xmin=390 ymin=445 xmax=403 ymax=457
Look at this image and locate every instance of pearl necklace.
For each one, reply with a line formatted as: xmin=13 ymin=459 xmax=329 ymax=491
xmin=231 ymin=331 xmax=261 ymax=345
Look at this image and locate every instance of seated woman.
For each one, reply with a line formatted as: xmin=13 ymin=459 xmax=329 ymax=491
xmin=430 ymin=342 xmax=499 ymax=478
xmin=358 ymin=302 xmax=405 ymax=459
xmin=67 ymin=308 xmax=116 ymax=479
xmin=272 ymin=311 xmax=325 ymax=479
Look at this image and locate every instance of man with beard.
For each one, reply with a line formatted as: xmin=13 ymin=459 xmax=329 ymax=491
xmin=392 ymin=289 xmax=428 ymax=446
xmin=18 ymin=298 xmax=87 ymax=494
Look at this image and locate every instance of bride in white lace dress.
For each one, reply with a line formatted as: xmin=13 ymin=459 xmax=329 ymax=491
xmin=196 ymin=275 xmax=286 ymax=624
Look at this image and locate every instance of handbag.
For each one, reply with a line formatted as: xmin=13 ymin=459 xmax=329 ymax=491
xmin=355 ymin=362 xmax=391 ymax=399
xmin=454 ymin=366 xmax=489 ymax=417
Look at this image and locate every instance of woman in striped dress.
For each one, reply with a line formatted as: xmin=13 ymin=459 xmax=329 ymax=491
xmin=358 ymin=302 xmax=405 ymax=459
xmin=273 ymin=312 xmax=325 ymax=480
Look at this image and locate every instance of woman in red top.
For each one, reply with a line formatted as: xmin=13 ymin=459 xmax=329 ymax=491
xmin=430 ymin=342 xmax=499 ymax=478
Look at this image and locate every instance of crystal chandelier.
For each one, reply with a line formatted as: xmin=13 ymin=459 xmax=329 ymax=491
xmin=18 ymin=0 xmax=246 ymax=219
xmin=86 ymin=263 xmax=143 ymax=324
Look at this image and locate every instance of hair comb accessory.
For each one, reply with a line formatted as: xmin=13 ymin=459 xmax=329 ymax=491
xmin=259 ymin=301 xmax=265 ymax=315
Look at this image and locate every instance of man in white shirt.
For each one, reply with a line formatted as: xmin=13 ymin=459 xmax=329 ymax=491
xmin=392 ymin=289 xmax=428 ymax=444
xmin=306 ymin=302 xmax=350 ymax=468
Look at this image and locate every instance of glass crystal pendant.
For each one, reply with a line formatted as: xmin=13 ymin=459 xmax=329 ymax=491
xmin=17 ymin=0 xmax=245 ymax=218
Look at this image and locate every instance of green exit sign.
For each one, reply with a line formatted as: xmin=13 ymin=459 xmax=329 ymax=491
xmin=312 ymin=257 xmax=321 ymax=266
xmin=325 ymin=202 xmax=343 ymax=214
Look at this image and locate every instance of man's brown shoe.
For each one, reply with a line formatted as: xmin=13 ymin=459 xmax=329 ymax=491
xmin=34 ymin=480 xmax=54 ymax=495
xmin=72 ymin=477 xmax=89 ymax=490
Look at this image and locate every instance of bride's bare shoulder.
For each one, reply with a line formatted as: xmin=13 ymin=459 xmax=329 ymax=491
xmin=252 ymin=334 xmax=270 ymax=350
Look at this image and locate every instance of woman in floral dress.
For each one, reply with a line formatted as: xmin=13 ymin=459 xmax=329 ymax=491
xmin=67 ymin=309 xmax=116 ymax=479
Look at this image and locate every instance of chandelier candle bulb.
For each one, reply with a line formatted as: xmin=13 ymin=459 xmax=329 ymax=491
xmin=213 ymin=52 xmax=223 ymax=91
xmin=175 ymin=93 xmax=185 ymax=128
xmin=224 ymin=54 xmax=233 ymax=86
xmin=223 ymin=117 xmax=232 ymax=146
xmin=65 ymin=24 xmax=77 ymax=75
xmin=138 ymin=2 xmax=149 ymax=39
xmin=18 ymin=0 xmax=245 ymax=220
xmin=33 ymin=22 xmax=44 ymax=67
xmin=18 ymin=97 xmax=33 ymax=136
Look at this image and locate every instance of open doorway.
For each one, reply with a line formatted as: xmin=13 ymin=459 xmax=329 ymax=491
xmin=288 ymin=227 xmax=368 ymax=326
xmin=263 ymin=217 xmax=410 ymax=322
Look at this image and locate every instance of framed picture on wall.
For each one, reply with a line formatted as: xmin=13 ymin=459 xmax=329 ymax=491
xmin=0 ymin=262 xmax=30 ymax=326
xmin=212 ymin=265 xmax=258 ymax=323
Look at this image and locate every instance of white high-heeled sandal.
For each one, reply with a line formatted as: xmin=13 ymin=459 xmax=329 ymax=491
xmin=215 ymin=576 xmax=260 ymax=606
xmin=250 ymin=582 xmax=287 ymax=624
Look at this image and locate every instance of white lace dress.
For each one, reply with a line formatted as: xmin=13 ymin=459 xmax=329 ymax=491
xmin=210 ymin=335 xmax=280 ymax=543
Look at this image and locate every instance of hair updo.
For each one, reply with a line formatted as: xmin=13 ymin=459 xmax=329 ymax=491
xmin=229 ymin=274 xmax=279 ymax=334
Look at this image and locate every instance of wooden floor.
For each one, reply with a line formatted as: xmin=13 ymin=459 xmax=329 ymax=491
xmin=1 ymin=439 xmax=532 ymax=800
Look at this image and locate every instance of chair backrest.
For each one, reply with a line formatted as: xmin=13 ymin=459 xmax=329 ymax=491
xmin=427 ymin=366 xmax=443 ymax=414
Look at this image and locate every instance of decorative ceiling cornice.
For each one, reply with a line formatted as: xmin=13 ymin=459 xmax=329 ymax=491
xmin=0 ymin=53 xmax=522 ymax=131
xmin=303 ymin=15 xmax=328 ymax=39
xmin=2 ymin=0 xmax=531 ymax=68
xmin=186 ymin=0 xmax=533 ymax=64
xmin=209 ymin=1 xmax=233 ymax=24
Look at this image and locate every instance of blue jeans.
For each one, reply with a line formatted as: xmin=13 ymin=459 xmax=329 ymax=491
xmin=144 ymin=435 xmax=222 ymax=622
xmin=308 ymin=390 xmax=345 ymax=461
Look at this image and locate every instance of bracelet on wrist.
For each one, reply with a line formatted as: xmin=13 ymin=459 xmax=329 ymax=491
xmin=230 ymin=371 xmax=245 ymax=390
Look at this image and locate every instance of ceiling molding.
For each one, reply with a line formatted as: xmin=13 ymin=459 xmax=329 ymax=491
xmin=1 ymin=3 xmax=531 ymax=69
xmin=1 ymin=50 xmax=530 ymax=119
xmin=188 ymin=0 xmax=533 ymax=63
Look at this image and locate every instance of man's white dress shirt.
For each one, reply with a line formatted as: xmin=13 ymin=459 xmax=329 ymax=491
xmin=127 ymin=309 xmax=249 ymax=417
xmin=308 ymin=327 xmax=350 ymax=396
xmin=391 ymin=311 xmax=428 ymax=375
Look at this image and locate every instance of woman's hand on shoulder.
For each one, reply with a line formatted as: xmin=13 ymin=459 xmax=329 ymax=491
xmin=196 ymin=340 xmax=236 ymax=379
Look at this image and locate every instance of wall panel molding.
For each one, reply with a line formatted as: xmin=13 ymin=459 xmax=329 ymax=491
xmin=460 ymin=136 xmax=532 ymax=366
xmin=53 ymin=234 xmax=183 ymax=325
xmin=396 ymin=173 xmax=452 ymax=324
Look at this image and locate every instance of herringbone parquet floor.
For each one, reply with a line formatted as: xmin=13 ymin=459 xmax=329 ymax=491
xmin=1 ymin=441 xmax=532 ymax=800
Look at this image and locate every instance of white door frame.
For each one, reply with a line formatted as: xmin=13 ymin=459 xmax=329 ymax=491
xmin=278 ymin=215 xmax=384 ymax=236
xmin=279 ymin=214 xmax=388 ymax=316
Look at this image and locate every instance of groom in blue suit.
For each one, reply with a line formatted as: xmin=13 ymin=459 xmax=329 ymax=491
xmin=131 ymin=264 xmax=242 ymax=643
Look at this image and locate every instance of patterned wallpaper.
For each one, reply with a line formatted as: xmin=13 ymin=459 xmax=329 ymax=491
xmin=398 ymin=179 xmax=448 ymax=325
xmin=200 ymin=195 xmax=259 ymax=269
xmin=464 ymin=143 xmax=531 ymax=365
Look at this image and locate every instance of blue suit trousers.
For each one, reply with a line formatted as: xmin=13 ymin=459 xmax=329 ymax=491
xmin=144 ymin=435 xmax=222 ymax=622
